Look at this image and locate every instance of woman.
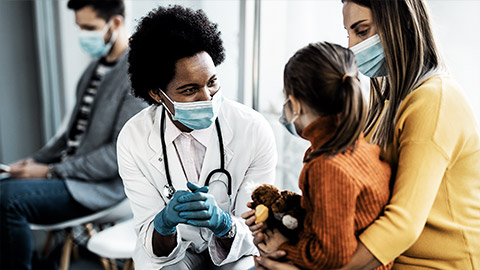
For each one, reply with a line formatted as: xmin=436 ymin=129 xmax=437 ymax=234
xmin=250 ymin=0 xmax=480 ymax=269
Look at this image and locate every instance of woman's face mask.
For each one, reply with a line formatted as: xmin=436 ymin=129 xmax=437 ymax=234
xmin=160 ymin=89 xmax=224 ymax=130
xmin=350 ymin=34 xmax=388 ymax=78
xmin=78 ymin=23 xmax=117 ymax=57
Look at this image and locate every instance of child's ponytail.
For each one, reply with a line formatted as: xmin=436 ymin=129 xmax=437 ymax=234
xmin=284 ymin=42 xmax=367 ymax=161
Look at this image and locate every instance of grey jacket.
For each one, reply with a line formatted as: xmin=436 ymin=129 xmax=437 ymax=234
xmin=33 ymin=51 xmax=146 ymax=210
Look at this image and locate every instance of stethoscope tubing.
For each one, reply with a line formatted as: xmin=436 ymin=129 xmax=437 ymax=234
xmin=160 ymin=107 xmax=232 ymax=199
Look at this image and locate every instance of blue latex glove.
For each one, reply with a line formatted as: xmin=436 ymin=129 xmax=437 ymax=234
xmin=175 ymin=182 xmax=232 ymax=237
xmin=153 ymin=190 xmax=191 ymax=235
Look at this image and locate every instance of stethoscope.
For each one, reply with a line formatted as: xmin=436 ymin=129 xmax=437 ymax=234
xmin=160 ymin=107 xmax=232 ymax=211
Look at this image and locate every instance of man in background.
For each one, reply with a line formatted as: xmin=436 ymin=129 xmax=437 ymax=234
xmin=0 ymin=0 xmax=145 ymax=269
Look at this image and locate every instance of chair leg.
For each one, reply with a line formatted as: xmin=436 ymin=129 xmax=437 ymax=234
xmin=59 ymin=230 xmax=73 ymax=270
xmin=109 ymin=258 xmax=118 ymax=270
xmin=123 ymin=259 xmax=134 ymax=270
xmin=72 ymin=243 xmax=79 ymax=261
xmin=99 ymin=257 xmax=111 ymax=270
xmin=84 ymin=223 xmax=112 ymax=270
xmin=84 ymin=223 xmax=96 ymax=237
xmin=41 ymin=231 xmax=54 ymax=257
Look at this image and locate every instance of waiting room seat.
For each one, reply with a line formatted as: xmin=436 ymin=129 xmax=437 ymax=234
xmin=87 ymin=218 xmax=136 ymax=270
xmin=30 ymin=198 xmax=133 ymax=270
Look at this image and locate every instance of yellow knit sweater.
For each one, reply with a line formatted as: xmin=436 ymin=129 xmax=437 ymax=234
xmin=360 ymin=76 xmax=480 ymax=269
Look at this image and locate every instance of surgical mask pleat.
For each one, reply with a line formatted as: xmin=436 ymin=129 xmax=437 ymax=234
xmin=78 ymin=24 xmax=116 ymax=57
xmin=279 ymin=99 xmax=300 ymax=137
xmin=161 ymin=89 xmax=223 ymax=130
xmin=351 ymin=34 xmax=388 ymax=78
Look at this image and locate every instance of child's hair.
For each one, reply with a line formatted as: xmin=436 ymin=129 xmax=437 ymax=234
xmin=284 ymin=41 xmax=366 ymax=160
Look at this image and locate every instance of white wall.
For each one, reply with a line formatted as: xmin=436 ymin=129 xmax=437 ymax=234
xmin=56 ymin=0 xmax=242 ymax=118
xmin=428 ymin=1 xmax=480 ymax=122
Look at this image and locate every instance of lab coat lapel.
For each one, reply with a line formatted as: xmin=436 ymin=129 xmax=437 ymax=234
xmin=148 ymin=107 xmax=165 ymax=177
xmin=147 ymin=106 xmax=189 ymax=199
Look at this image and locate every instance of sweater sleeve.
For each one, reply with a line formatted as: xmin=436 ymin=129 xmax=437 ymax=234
xmin=359 ymin=78 xmax=458 ymax=264
xmin=280 ymin=162 xmax=359 ymax=269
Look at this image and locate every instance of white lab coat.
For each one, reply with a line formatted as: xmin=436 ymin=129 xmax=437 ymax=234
xmin=117 ymin=98 xmax=277 ymax=269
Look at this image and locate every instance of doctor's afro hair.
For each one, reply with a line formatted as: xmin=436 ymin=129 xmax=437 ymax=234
xmin=128 ymin=5 xmax=226 ymax=105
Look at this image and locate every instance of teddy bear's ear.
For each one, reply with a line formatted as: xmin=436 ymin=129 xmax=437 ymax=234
xmin=282 ymin=215 xmax=298 ymax=230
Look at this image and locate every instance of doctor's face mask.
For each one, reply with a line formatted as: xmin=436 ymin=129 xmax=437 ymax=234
xmin=160 ymin=89 xmax=224 ymax=130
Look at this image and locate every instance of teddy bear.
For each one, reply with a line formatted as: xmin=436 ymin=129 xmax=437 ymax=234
xmin=251 ymin=184 xmax=305 ymax=244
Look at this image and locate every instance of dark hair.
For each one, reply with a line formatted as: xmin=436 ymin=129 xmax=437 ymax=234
xmin=342 ymin=0 xmax=443 ymax=148
xmin=284 ymin=42 xmax=366 ymax=159
xmin=67 ymin=0 xmax=125 ymax=21
xmin=128 ymin=5 xmax=226 ymax=105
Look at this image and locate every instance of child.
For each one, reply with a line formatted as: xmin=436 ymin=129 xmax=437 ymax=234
xmin=246 ymin=42 xmax=393 ymax=269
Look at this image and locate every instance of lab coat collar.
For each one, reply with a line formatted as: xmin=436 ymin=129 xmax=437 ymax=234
xmin=163 ymin=111 xmax=215 ymax=149
xmin=146 ymin=103 xmax=234 ymax=192
xmin=147 ymin=105 xmax=227 ymax=152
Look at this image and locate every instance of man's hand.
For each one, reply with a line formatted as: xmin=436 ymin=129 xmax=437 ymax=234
xmin=258 ymin=228 xmax=288 ymax=254
xmin=9 ymin=159 xmax=49 ymax=179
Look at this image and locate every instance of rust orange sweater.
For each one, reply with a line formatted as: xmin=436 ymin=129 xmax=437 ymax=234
xmin=280 ymin=117 xmax=392 ymax=269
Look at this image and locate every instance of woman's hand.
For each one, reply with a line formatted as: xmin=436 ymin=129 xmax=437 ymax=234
xmin=254 ymin=253 xmax=299 ymax=270
xmin=258 ymin=228 xmax=288 ymax=254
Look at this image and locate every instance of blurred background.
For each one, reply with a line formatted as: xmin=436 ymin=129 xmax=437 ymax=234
xmin=0 ymin=0 xmax=479 ymax=194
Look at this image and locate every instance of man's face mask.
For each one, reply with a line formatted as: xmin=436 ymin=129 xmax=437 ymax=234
xmin=160 ymin=89 xmax=224 ymax=130
xmin=350 ymin=34 xmax=388 ymax=78
xmin=78 ymin=23 xmax=117 ymax=57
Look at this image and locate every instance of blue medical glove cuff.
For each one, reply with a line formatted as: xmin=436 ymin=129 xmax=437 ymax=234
xmin=153 ymin=210 xmax=177 ymax=236
xmin=212 ymin=209 xmax=232 ymax=237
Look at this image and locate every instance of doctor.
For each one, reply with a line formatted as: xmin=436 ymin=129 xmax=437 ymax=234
xmin=117 ymin=5 xmax=277 ymax=269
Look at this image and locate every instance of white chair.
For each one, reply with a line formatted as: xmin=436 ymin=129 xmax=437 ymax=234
xmin=87 ymin=218 xmax=136 ymax=270
xmin=30 ymin=198 xmax=133 ymax=270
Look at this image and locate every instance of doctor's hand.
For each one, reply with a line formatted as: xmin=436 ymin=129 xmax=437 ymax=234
xmin=175 ymin=182 xmax=232 ymax=237
xmin=153 ymin=190 xmax=191 ymax=235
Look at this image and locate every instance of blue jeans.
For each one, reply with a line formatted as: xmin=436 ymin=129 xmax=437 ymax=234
xmin=0 ymin=179 xmax=93 ymax=270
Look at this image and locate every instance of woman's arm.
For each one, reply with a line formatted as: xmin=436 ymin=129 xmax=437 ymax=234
xmin=335 ymin=241 xmax=381 ymax=270
xmin=354 ymin=84 xmax=456 ymax=264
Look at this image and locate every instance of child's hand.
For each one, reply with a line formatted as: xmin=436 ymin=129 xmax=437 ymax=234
xmin=241 ymin=202 xmax=267 ymax=247
xmin=257 ymin=228 xmax=288 ymax=255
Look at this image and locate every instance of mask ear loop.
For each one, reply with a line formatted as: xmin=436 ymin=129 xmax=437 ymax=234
xmin=158 ymin=89 xmax=176 ymax=117
xmin=287 ymin=98 xmax=300 ymax=123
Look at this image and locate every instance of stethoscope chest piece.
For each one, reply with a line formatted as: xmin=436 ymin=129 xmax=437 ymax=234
xmin=163 ymin=184 xmax=176 ymax=200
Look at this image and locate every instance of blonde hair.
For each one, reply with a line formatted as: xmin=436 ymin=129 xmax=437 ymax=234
xmin=343 ymin=0 xmax=445 ymax=148
xmin=284 ymin=42 xmax=366 ymax=160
